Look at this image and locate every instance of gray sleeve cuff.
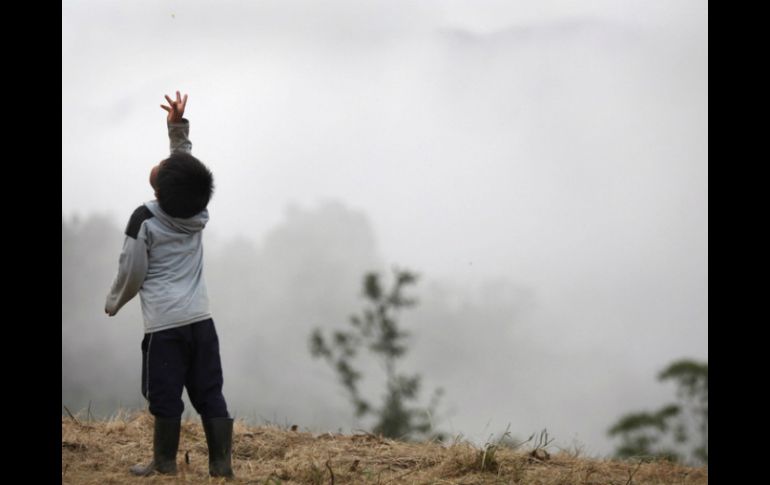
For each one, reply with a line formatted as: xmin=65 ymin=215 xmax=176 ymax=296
xmin=167 ymin=118 xmax=192 ymax=154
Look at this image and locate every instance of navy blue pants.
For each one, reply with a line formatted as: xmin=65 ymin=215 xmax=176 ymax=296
xmin=141 ymin=318 xmax=229 ymax=419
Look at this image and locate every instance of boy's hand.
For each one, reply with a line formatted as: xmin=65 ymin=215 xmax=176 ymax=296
xmin=160 ymin=91 xmax=188 ymax=123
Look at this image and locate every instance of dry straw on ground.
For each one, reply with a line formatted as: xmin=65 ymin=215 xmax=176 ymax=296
xmin=62 ymin=410 xmax=707 ymax=484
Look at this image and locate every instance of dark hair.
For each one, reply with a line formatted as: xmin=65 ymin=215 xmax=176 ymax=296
xmin=155 ymin=153 xmax=214 ymax=218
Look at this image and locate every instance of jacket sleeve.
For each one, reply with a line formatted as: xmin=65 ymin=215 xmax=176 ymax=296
xmin=104 ymin=211 xmax=151 ymax=316
xmin=168 ymin=118 xmax=192 ymax=154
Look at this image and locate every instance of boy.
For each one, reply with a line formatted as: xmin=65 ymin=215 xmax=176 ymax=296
xmin=105 ymin=92 xmax=234 ymax=479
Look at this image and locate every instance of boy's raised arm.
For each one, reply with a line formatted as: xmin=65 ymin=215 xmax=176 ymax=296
xmin=161 ymin=91 xmax=192 ymax=154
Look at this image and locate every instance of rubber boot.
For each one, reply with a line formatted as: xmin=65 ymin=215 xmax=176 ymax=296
xmin=202 ymin=417 xmax=234 ymax=479
xmin=129 ymin=416 xmax=180 ymax=476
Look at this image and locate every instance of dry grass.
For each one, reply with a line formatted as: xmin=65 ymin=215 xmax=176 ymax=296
xmin=62 ymin=410 xmax=707 ymax=484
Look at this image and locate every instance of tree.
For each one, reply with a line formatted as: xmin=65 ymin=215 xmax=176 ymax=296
xmin=658 ymin=360 xmax=708 ymax=463
xmin=608 ymin=359 xmax=708 ymax=465
xmin=309 ymin=268 xmax=445 ymax=441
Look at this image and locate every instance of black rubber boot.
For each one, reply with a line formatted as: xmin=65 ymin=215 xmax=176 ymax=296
xmin=202 ymin=417 xmax=234 ymax=479
xmin=129 ymin=416 xmax=180 ymax=476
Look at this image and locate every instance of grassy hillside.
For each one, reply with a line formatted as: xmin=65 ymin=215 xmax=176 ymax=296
xmin=62 ymin=411 xmax=707 ymax=484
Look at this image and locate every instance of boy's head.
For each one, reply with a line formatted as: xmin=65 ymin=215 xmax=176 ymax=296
xmin=149 ymin=153 xmax=214 ymax=218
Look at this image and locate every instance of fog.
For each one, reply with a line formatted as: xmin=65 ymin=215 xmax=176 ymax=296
xmin=62 ymin=0 xmax=707 ymax=456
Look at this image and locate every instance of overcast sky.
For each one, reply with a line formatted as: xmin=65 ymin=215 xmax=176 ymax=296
xmin=62 ymin=0 xmax=707 ymax=455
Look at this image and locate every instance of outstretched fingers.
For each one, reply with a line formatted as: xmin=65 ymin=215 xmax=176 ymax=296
xmin=161 ymin=92 xmax=187 ymax=120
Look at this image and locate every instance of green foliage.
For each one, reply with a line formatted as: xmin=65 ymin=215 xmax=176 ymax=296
xmin=608 ymin=359 xmax=708 ymax=465
xmin=310 ymin=268 xmax=445 ymax=441
xmin=659 ymin=360 xmax=708 ymax=463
